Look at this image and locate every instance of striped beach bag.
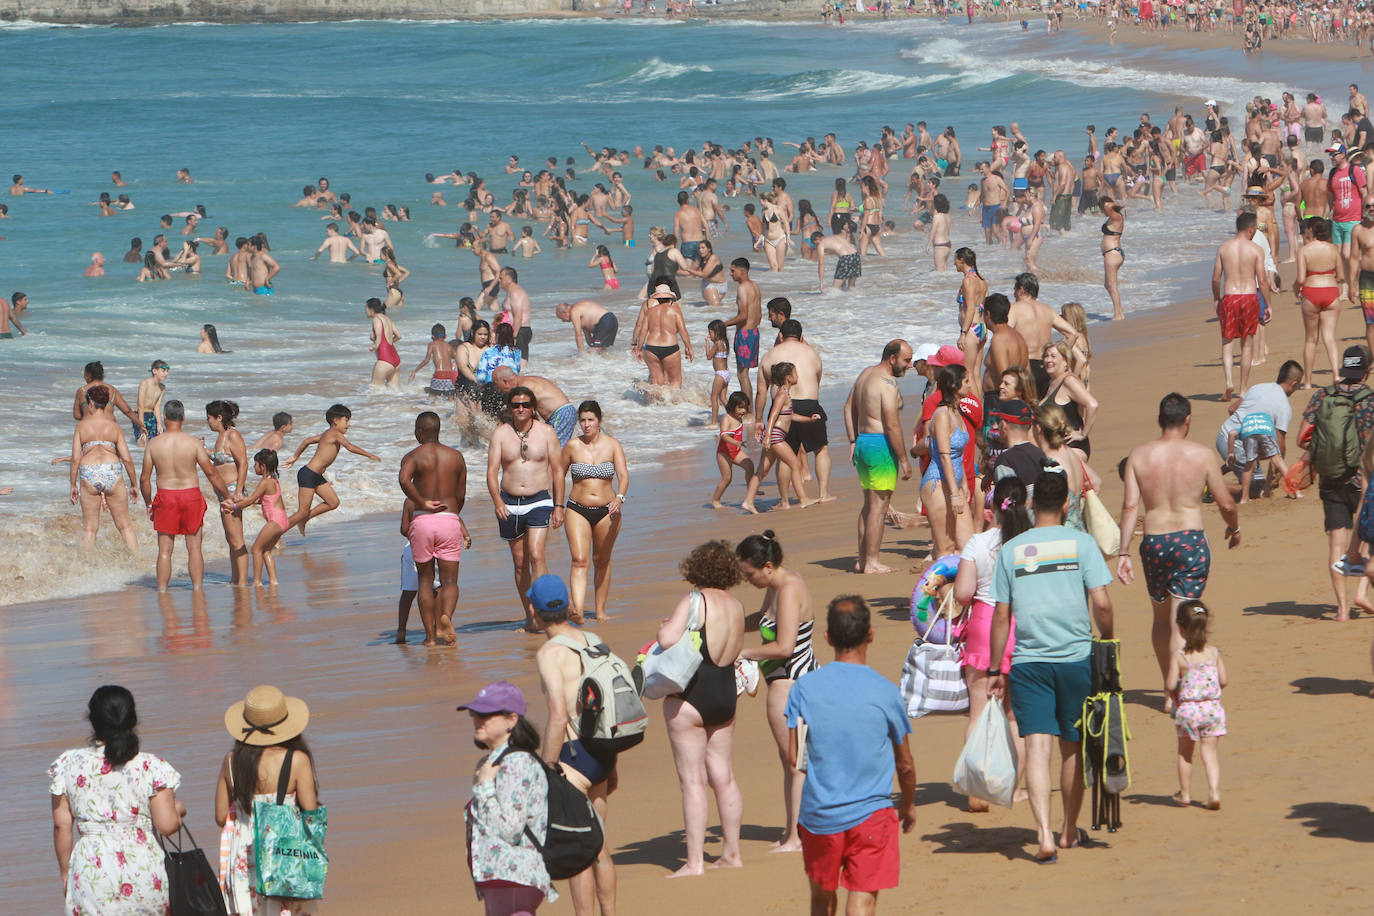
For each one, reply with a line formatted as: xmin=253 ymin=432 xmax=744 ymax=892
xmin=899 ymin=591 xmax=969 ymax=718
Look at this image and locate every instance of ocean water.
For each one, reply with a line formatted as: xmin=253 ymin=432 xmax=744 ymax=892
xmin=0 ymin=15 xmax=1341 ymax=603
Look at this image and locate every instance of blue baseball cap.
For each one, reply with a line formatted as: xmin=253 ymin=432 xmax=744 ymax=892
xmin=527 ymin=574 xmax=569 ymax=614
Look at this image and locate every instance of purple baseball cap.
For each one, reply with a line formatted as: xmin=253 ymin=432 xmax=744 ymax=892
xmin=456 ymin=680 xmax=526 ymax=716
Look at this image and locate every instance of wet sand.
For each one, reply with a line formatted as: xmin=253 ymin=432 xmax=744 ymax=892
xmin=11 ymin=248 xmax=1374 ymax=912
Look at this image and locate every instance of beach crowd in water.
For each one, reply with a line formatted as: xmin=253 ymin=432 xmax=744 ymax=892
xmin=23 ymin=70 xmax=1374 ymax=915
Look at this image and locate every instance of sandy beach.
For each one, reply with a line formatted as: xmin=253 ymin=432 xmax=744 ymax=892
xmin=10 ymin=11 xmax=1374 ymax=915
xmin=10 ymin=257 xmax=1374 ymax=913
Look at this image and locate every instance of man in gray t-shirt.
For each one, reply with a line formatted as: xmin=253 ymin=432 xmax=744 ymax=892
xmin=1214 ymin=360 xmax=1301 ymax=479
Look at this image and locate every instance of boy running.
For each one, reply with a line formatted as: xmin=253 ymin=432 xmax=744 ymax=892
xmin=283 ymin=404 xmax=381 ymax=535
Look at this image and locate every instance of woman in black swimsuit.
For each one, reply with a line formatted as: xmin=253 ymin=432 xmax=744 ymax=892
xmin=559 ymin=400 xmax=629 ymax=623
xmin=1099 ymin=195 xmax=1126 ymax=320
xmin=658 ymin=540 xmax=745 ymax=877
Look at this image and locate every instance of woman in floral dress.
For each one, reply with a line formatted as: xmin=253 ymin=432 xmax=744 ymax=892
xmin=49 ymin=685 xmax=187 ymax=915
xmin=215 ymin=685 xmax=319 ymax=916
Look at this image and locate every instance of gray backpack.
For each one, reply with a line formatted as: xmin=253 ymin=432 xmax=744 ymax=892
xmin=552 ymin=631 xmax=648 ymax=754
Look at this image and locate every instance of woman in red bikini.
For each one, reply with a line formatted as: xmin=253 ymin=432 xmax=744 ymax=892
xmin=365 ymin=296 xmax=402 ymax=388
xmin=1296 ymin=217 xmax=1341 ymax=388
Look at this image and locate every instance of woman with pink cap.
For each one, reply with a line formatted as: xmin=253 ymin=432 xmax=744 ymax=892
xmin=461 ymin=680 xmax=557 ymax=914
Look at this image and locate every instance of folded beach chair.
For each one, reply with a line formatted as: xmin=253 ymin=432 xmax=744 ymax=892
xmin=1077 ymin=638 xmax=1131 ymax=832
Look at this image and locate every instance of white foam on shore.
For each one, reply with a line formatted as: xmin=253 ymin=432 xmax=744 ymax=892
xmin=903 ymin=36 xmax=1299 ymax=107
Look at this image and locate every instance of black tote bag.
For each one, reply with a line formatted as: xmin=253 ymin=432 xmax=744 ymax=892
xmin=157 ymin=823 xmax=230 ymax=916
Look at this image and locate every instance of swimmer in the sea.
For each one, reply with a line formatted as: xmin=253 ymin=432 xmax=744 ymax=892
xmin=193 ymin=226 xmax=229 ymax=255
xmin=84 ymin=252 xmax=105 ymax=277
xmin=10 ymin=174 xmax=52 ymax=196
xmin=226 ymin=237 xmax=250 ymax=285
xmin=251 ymin=412 xmax=294 ymax=452
xmin=246 ymin=235 xmax=279 ymax=295
xmin=176 ymin=167 xmax=194 ymax=184
xmin=512 ymin=225 xmax=541 ymax=258
xmin=312 ymin=222 xmax=360 ymax=263
xmin=111 ymin=170 xmax=126 ymax=187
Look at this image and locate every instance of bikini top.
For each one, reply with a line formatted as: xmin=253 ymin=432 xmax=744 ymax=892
xmin=570 ymin=461 xmax=615 ymax=481
xmin=1307 ymin=267 xmax=1337 ymax=275
xmin=210 ymin=450 xmax=236 ymax=466
xmin=81 ymin=439 xmax=116 ymax=453
xmin=1101 ymin=221 xmax=1122 ymax=236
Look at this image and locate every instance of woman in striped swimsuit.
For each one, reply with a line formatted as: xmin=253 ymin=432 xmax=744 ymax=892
xmin=736 ymin=530 xmax=817 ymax=853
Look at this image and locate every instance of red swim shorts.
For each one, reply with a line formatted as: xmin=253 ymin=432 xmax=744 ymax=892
xmin=1216 ymin=293 xmax=1259 ymax=340
xmin=408 ymin=511 xmax=463 ymax=563
xmin=799 ymin=806 xmax=900 ymax=894
xmin=151 ymin=487 xmax=206 ymax=536
xmin=1185 ymin=152 xmax=1206 ymax=177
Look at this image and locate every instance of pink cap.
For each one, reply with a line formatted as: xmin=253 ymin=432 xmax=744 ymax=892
xmin=927 ymin=345 xmax=965 ymax=368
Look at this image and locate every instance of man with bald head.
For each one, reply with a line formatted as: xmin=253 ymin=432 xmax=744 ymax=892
xmin=844 ymin=340 xmax=914 ymax=574
xmin=398 ymin=411 xmax=467 ymax=647
xmin=556 ymin=299 xmax=619 ymax=352
xmin=493 ymin=367 xmax=578 ymax=446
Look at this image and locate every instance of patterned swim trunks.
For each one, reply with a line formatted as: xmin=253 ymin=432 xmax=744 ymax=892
xmin=733 ymin=327 xmax=760 ymax=369
xmin=1216 ymin=293 xmax=1258 ymax=340
xmin=853 ymin=433 xmax=898 ymax=491
xmin=1360 ymin=269 xmax=1374 ymax=326
xmin=1139 ymin=529 xmax=1211 ymax=605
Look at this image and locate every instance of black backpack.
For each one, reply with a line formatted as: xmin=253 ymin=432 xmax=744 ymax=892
xmin=499 ymin=748 xmax=604 ymax=881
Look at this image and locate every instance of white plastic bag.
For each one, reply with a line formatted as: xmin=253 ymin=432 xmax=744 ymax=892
xmin=640 ymin=590 xmax=703 ymax=699
xmin=952 ymin=698 xmax=1018 ymax=808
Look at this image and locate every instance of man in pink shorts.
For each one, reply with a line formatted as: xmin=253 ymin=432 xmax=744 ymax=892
xmin=398 ymin=411 xmax=468 ymax=647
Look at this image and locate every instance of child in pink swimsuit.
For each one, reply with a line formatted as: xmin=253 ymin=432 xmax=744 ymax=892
xmin=225 ymin=449 xmax=291 ymax=586
xmin=1166 ymin=599 xmax=1228 ymax=810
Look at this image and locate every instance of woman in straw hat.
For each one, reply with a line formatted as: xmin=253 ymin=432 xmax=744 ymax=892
xmin=49 ymin=684 xmax=186 ymax=916
xmin=215 ymin=685 xmax=319 ymax=916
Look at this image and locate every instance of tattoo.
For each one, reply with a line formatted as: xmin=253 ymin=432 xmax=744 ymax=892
xmin=882 ymin=377 xmax=899 ymax=388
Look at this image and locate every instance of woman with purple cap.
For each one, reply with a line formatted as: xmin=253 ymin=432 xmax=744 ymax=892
xmin=461 ymin=681 xmax=556 ymax=914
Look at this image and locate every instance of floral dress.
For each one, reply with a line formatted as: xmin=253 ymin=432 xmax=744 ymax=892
xmin=1174 ymin=647 xmax=1227 ymax=740
xmin=48 ymin=746 xmax=181 ymax=916
xmin=219 ymin=793 xmax=318 ymax=916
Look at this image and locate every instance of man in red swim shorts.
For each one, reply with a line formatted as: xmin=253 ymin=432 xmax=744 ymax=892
xmin=1210 ymin=211 xmax=1273 ymax=402
xmin=398 ymin=411 xmax=468 ymax=647
xmin=138 ymin=399 xmax=232 ymax=592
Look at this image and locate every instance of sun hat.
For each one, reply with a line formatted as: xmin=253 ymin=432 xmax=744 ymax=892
xmin=456 ymin=681 xmax=526 ymax=716
xmin=649 ymin=283 xmax=678 ymax=301
xmin=225 ymin=685 xmax=310 ymax=746
xmin=927 ymin=344 xmax=965 ymax=368
xmin=1205 ymin=99 xmax=1217 ymax=107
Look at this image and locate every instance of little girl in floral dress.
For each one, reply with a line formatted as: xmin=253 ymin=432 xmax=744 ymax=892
xmin=1165 ymin=599 xmax=1228 ymax=810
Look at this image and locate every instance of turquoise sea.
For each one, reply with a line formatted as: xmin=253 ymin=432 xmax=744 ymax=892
xmin=0 ymin=15 xmax=1338 ymax=603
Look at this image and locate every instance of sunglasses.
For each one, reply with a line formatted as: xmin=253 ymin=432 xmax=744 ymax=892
xmin=510 ymin=401 xmax=533 ymax=409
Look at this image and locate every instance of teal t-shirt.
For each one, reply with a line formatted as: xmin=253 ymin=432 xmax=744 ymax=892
xmin=991 ymin=525 xmax=1111 ymax=664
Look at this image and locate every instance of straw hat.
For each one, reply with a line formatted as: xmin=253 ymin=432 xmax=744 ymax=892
xmin=225 ymin=685 xmax=310 ymax=746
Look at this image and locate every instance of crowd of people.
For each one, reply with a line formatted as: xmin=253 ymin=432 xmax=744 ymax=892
xmin=29 ymin=75 xmax=1374 ymax=915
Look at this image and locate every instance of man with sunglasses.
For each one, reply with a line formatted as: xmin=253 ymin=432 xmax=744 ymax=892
xmin=487 ymin=386 xmax=565 ymax=632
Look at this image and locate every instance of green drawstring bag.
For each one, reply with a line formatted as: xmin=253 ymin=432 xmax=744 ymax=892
xmin=253 ymin=749 xmax=328 ymax=899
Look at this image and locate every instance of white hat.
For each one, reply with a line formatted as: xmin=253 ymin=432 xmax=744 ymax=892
xmin=912 ymin=343 xmax=941 ymax=365
xmin=1205 ymin=99 xmax=1217 ymax=107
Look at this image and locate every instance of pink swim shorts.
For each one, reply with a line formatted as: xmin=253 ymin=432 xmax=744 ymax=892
xmin=958 ymin=600 xmax=1015 ymax=675
xmin=408 ymin=511 xmax=463 ymax=563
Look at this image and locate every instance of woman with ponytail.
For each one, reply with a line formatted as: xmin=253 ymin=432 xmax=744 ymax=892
xmin=952 ymin=479 xmax=1030 ymax=812
xmin=49 ymin=685 xmax=185 ymax=914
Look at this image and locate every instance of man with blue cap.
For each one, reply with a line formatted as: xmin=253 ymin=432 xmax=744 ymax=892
xmin=531 ymin=573 xmax=619 ymax=911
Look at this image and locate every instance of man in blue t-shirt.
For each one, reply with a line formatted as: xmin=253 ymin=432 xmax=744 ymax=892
xmin=785 ymin=595 xmax=917 ymax=910
xmin=988 ymin=470 xmax=1114 ymax=864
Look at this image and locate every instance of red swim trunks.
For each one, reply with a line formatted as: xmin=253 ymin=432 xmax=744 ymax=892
xmin=799 ymin=807 xmax=900 ymax=893
xmin=1216 ymin=293 xmax=1259 ymax=340
xmin=408 ymin=511 xmax=463 ymax=563
xmin=151 ymin=487 xmax=206 ymax=536
xmin=1185 ymin=152 xmax=1206 ymax=177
